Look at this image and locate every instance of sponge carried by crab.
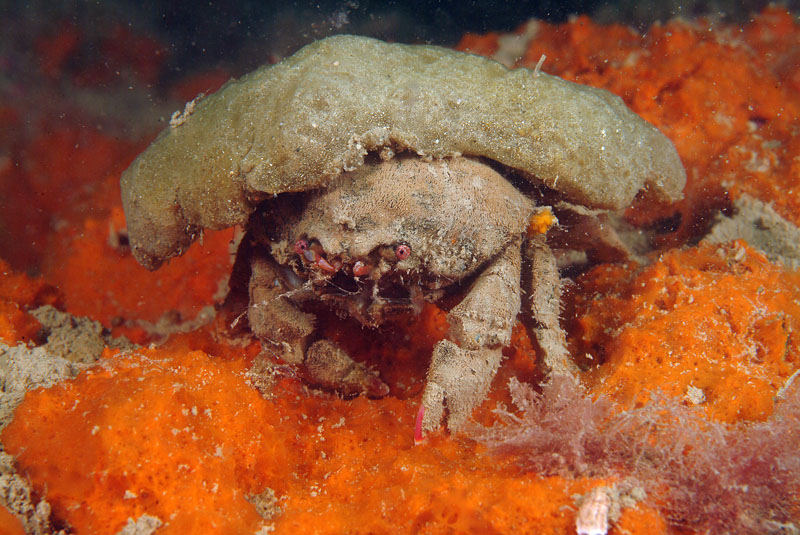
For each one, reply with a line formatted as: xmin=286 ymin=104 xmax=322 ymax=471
xmin=120 ymin=34 xmax=685 ymax=271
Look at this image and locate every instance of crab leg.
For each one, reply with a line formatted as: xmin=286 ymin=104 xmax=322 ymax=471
xmin=248 ymin=252 xmax=317 ymax=365
xmin=418 ymin=238 xmax=522 ymax=437
xmin=522 ymin=234 xmax=577 ymax=375
xmin=248 ymin=251 xmax=388 ymax=397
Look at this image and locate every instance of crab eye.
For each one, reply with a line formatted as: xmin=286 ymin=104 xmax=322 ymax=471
xmin=395 ymin=244 xmax=411 ymax=260
xmin=294 ymin=239 xmax=309 ymax=255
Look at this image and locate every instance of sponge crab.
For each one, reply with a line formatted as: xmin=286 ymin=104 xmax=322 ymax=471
xmin=120 ymin=35 xmax=685 ymax=437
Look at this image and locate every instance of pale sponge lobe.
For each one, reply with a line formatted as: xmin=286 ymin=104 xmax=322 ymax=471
xmin=121 ymin=34 xmax=685 ymax=270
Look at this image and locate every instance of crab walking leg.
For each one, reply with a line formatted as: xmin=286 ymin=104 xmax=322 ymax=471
xmin=523 ymin=234 xmax=577 ymax=375
xmin=248 ymin=252 xmax=389 ymax=397
xmin=248 ymin=252 xmax=316 ymax=365
xmin=418 ymin=239 xmax=523 ymax=437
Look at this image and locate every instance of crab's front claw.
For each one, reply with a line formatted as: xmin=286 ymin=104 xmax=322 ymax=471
xmin=305 ymin=339 xmax=390 ymax=398
xmin=417 ymin=339 xmax=502 ymax=439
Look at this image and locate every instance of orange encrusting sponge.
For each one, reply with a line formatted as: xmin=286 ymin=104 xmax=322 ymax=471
xmin=572 ymin=242 xmax=800 ymax=423
xmin=41 ymin=206 xmax=237 ymax=339
xmin=2 ymin=344 xmax=663 ymax=534
xmin=0 ymin=505 xmax=25 ymax=535
xmin=0 ymin=259 xmax=61 ymax=345
xmin=527 ymin=208 xmax=558 ymax=236
xmin=2 ymin=348 xmax=287 ymax=535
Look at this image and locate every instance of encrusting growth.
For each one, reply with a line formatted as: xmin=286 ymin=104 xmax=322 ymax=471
xmin=121 ymin=35 xmax=685 ymax=270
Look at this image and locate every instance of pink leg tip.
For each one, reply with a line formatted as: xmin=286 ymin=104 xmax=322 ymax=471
xmin=414 ymin=405 xmax=425 ymax=445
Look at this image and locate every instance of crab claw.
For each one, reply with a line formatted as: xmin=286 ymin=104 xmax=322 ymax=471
xmin=418 ymin=340 xmax=502 ymax=435
xmin=305 ymin=339 xmax=390 ymax=398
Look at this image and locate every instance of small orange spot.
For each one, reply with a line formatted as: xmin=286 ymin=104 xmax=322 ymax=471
xmin=526 ymin=208 xmax=557 ymax=236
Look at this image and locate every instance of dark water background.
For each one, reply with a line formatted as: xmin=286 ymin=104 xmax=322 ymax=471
xmin=3 ymin=0 xmax=797 ymax=78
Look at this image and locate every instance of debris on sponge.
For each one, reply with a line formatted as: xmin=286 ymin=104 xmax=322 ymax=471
xmin=704 ymin=194 xmax=800 ymax=270
xmin=30 ymin=305 xmax=133 ymax=363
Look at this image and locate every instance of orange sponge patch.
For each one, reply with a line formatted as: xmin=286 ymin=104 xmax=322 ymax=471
xmin=2 ymin=348 xmax=287 ymax=535
xmin=527 ymin=208 xmax=557 ymax=237
xmin=2 ymin=339 xmax=637 ymax=535
xmin=0 ymin=259 xmax=61 ymax=344
xmin=42 ymin=209 xmax=235 ymax=332
xmin=0 ymin=504 xmax=25 ymax=535
xmin=572 ymin=242 xmax=800 ymax=422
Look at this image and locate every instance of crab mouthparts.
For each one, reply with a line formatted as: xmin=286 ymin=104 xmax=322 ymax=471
xmin=322 ymin=266 xmax=413 ymax=303
xmin=302 ymin=249 xmax=339 ymax=273
xmin=293 ymin=247 xmax=422 ymax=324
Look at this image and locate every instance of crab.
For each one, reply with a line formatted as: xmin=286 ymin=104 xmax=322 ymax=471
xmin=237 ymin=155 xmax=572 ymax=436
xmin=120 ymin=35 xmax=686 ymax=438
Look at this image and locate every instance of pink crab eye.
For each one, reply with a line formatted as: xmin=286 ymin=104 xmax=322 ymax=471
xmin=395 ymin=244 xmax=411 ymax=260
xmin=294 ymin=239 xmax=309 ymax=255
